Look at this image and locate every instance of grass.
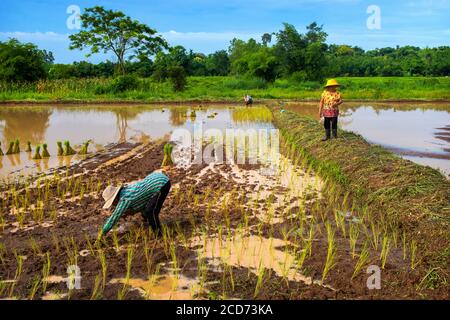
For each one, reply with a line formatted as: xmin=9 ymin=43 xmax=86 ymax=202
xmin=0 ymin=76 xmax=449 ymax=102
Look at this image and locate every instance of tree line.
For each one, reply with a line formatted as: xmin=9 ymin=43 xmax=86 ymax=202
xmin=0 ymin=6 xmax=449 ymax=86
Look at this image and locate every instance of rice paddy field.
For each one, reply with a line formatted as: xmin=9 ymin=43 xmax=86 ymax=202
xmin=0 ymin=104 xmax=448 ymax=300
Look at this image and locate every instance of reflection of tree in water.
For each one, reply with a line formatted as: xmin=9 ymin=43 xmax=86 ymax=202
xmin=0 ymin=108 xmax=52 ymax=145
xmin=169 ymin=107 xmax=188 ymax=127
xmin=111 ymin=108 xmax=145 ymax=143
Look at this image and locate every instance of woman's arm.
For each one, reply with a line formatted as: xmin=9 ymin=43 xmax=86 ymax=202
xmin=319 ymin=98 xmax=324 ymax=118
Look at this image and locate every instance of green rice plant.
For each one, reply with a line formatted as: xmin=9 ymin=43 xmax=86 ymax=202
xmin=253 ymin=261 xmax=266 ymax=298
xmin=42 ymin=143 xmax=50 ymax=157
xmin=63 ymin=140 xmax=76 ymax=156
xmin=410 ymin=240 xmax=420 ymax=269
xmin=380 ymin=234 xmax=391 ymax=269
xmin=161 ymin=143 xmax=174 ymax=167
xmin=126 ymin=246 xmax=134 ymax=281
xmin=6 ymin=141 xmax=14 ymax=155
xmin=41 ymin=252 xmax=51 ymax=293
xmin=90 ymin=273 xmax=103 ymax=300
xmin=33 ymin=145 xmax=42 ymax=160
xmin=78 ymin=140 xmax=91 ymax=155
xmin=28 ymin=275 xmax=41 ymax=300
xmin=322 ymin=222 xmax=337 ymax=281
xmin=29 ymin=237 xmax=42 ymax=256
xmin=402 ymin=230 xmax=407 ymax=260
xmin=351 ymin=244 xmax=370 ymax=279
xmin=57 ymin=141 xmax=64 ymax=156
xmin=25 ymin=141 xmax=32 ymax=152
xmin=0 ymin=142 xmax=4 ymax=156
xmin=349 ymin=223 xmax=359 ymax=259
xmin=97 ymin=249 xmax=107 ymax=288
xmin=370 ymin=220 xmax=380 ymax=251
xmin=13 ymin=139 xmax=20 ymax=154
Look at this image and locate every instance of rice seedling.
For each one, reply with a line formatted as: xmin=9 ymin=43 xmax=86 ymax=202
xmin=33 ymin=145 xmax=42 ymax=160
xmin=6 ymin=142 xmax=14 ymax=155
xmin=402 ymin=230 xmax=407 ymax=260
xmin=25 ymin=141 xmax=32 ymax=152
xmin=253 ymin=260 xmax=266 ymax=298
xmin=97 ymin=249 xmax=108 ymax=288
xmin=41 ymin=252 xmax=51 ymax=293
xmin=161 ymin=143 xmax=174 ymax=167
xmin=42 ymin=143 xmax=50 ymax=157
xmin=57 ymin=141 xmax=64 ymax=156
xmin=78 ymin=140 xmax=91 ymax=155
xmin=370 ymin=220 xmax=380 ymax=251
xmin=63 ymin=140 xmax=76 ymax=156
xmin=13 ymin=139 xmax=20 ymax=154
xmin=0 ymin=142 xmax=4 ymax=156
xmin=28 ymin=275 xmax=41 ymax=300
xmin=351 ymin=244 xmax=370 ymax=279
xmin=322 ymin=222 xmax=337 ymax=281
xmin=380 ymin=234 xmax=391 ymax=269
xmin=29 ymin=237 xmax=42 ymax=256
xmin=410 ymin=240 xmax=420 ymax=270
xmin=349 ymin=223 xmax=359 ymax=259
xmin=90 ymin=273 xmax=103 ymax=300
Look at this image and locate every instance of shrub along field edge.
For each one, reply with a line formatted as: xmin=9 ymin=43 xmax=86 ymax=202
xmin=272 ymin=108 xmax=450 ymax=285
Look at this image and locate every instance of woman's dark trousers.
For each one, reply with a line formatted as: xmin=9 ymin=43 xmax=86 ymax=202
xmin=142 ymin=181 xmax=171 ymax=235
xmin=324 ymin=117 xmax=338 ymax=139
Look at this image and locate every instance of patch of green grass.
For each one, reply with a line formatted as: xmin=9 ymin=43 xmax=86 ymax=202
xmin=0 ymin=76 xmax=449 ymax=102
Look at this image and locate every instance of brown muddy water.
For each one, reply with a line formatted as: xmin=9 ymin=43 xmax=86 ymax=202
xmin=284 ymin=102 xmax=450 ymax=177
xmin=0 ymin=104 xmax=273 ymax=179
xmin=0 ymin=102 xmax=449 ymax=178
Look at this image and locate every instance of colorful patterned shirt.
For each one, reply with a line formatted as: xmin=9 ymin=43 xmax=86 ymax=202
xmin=321 ymin=90 xmax=342 ymax=117
xmin=102 ymin=172 xmax=169 ymax=234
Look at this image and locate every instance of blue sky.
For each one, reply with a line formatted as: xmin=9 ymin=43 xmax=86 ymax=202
xmin=0 ymin=0 xmax=449 ymax=63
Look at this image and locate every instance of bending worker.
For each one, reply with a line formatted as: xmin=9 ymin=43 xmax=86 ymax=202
xmin=101 ymin=170 xmax=171 ymax=236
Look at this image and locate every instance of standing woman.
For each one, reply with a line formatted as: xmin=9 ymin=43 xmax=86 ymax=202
xmin=319 ymin=79 xmax=343 ymax=141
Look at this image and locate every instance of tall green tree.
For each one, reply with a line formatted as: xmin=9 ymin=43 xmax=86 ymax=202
xmin=69 ymin=6 xmax=167 ymax=74
xmin=0 ymin=38 xmax=53 ymax=81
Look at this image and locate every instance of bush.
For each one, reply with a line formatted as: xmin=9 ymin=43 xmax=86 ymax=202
xmin=167 ymin=66 xmax=187 ymax=92
xmin=109 ymin=75 xmax=140 ymax=93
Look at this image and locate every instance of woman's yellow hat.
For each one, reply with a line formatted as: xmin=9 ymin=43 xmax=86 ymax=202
xmin=324 ymin=79 xmax=340 ymax=88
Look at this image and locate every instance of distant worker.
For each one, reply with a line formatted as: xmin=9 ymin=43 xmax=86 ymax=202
xmin=101 ymin=170 xmax=171 ymax=236
xmin=244 ymin=94 xmax=253 ymax=106
xmin=319 ymin=79 xmax=343 ymax=141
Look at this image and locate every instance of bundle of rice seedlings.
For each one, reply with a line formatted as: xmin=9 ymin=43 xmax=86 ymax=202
xmin=13 ymin=139 xmax=20 ymax=154
xmin=26 ymin=141 xmax=32 ymax=152
xmin=78 ymin=140 xmax=91 ymax=155
xmin=63 ymin=140 xmax=76 ymax=156
xmin=42 ymin=143 xmax=50 ymax=157
xmin=161 ymin=143 xmax=174 ymax=167
xmin=57 ymin=141 xmax=64 ymax=156
xmin=33 ymin=145 xmax=42 ymax=160
xmin=6 ymin=142 xmax=14 ymax=155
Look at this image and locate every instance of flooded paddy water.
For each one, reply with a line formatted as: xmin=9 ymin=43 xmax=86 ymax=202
xmin=1 ymin=102 xmax=448 ymax=178
xmin=0 ymin=103 xmax=448 ymax=300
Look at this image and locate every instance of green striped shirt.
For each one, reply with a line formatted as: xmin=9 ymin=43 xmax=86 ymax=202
xmin=102 ymin=172 xmax=169 ymax=234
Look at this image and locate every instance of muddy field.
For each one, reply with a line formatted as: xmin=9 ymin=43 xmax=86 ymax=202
xmin=0 ymin=137 xmax=448 ymax=300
